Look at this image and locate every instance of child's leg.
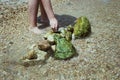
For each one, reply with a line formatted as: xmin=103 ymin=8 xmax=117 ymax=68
xmin=41 ymin=0 xmax=58 ymax=32
xmin=39 ymin=0 xmax=49 ymax=22
xmin=28 ymin=0 xmax=39 ymax=27
xmin=28 ymin=0 xmax=43 ymax=34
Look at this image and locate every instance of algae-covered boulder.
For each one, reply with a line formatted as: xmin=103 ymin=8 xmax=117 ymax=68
xmin=54 ymin=34 xmax=76 ymax=60
xmin=65 ymin=25 xmax=74 ymax=41
xmin=44 ymin=31 xmax=56 ymax=45
xmin=58 ymin=26 xmax=73 ymax=41
xmin=43 ymin=27 xmax=76 ymax=59
xmin=73 ymin=16 xmax=91 ymax=38
xmin=65 ymin=31 xmax=72 ymax=41
xmin=44 ymin=28 xmax=73 ymax=42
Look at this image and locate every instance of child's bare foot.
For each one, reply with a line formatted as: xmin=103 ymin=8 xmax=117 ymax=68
xmin=29 ymin=27 xmax=45 ymax=34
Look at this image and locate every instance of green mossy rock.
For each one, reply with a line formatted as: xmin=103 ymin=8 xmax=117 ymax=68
xmin=59 ymin=26 xmax=73 ymax=41
xmin=54 ymin=34 xmax=76 ymax=60
xmin=73 ymin=16 xmax=91 ymax=38
xmin=44 ymin=31 xmax=56 ymax=45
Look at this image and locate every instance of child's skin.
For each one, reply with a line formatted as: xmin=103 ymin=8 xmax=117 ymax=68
xmin=28 ymin=0 xmax=58 ymax=34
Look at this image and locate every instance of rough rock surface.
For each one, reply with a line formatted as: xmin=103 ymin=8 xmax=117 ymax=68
xmin=73 ymin=16 xmax=91 ymax=38
xmin=53 ymin=34 xmax=76 ymax=59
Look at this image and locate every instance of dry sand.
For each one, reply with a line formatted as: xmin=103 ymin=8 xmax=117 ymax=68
xmin=0 ymin=0 xmax=120 ymax=80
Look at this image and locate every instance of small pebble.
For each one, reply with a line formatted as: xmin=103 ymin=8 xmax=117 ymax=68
xmin=9 ymin=41 xmax=14 ymax=44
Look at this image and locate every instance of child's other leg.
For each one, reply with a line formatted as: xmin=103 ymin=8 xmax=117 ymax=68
xmin=28 ymin=0 xmax=39 ymax=27
xmin=39 ymin=0 xmax=49 ymax=23
xmin=28 ymin=0 xmax=42 ymax=34
xmin=41 ymin=0 xmax=58 ymax=32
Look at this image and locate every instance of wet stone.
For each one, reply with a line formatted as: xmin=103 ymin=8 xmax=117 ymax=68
xmin=20 ymin=49 xmax=47 ymax=67
xmin=73 ymin=16 xmax=91 ymax=38
xmin=38 ymin=40 xmax=51 ymax=51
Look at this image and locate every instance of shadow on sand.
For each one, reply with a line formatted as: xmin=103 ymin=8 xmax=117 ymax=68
xmin=37 ymin=14 xmax=76 ymax=29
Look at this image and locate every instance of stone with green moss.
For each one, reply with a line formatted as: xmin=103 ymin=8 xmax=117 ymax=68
xmin=54 ymin=34 xmax=76 ymax=60
xmin=59 ymin=26 xmax=73 ymax=41
xmin=73 ymin=16 xmax=91 ymax=38
xmin=44 ymin=31 xmax=56 ymax=45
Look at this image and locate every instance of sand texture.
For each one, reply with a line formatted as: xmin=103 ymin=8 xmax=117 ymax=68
xmin=0 ymin=0 xmax=120 ymax=80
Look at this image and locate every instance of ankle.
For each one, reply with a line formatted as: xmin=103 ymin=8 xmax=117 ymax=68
xmin=29 ymin=24 xmax=37 ymax=28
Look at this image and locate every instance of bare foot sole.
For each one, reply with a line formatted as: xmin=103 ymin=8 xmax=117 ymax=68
xmin=29 ymin=27 xmax=45 ymax=34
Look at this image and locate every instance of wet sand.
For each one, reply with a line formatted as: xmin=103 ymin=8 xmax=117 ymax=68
xmin=0 ymin=0 xmax=120 ymax=80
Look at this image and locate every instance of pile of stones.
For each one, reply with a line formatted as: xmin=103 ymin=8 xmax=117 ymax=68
xmin=21 ymin=16 xmax=91 ymax=64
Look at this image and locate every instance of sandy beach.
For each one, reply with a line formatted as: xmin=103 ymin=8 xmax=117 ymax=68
xmin=0 ymin=0 xmax=120 ymax=80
